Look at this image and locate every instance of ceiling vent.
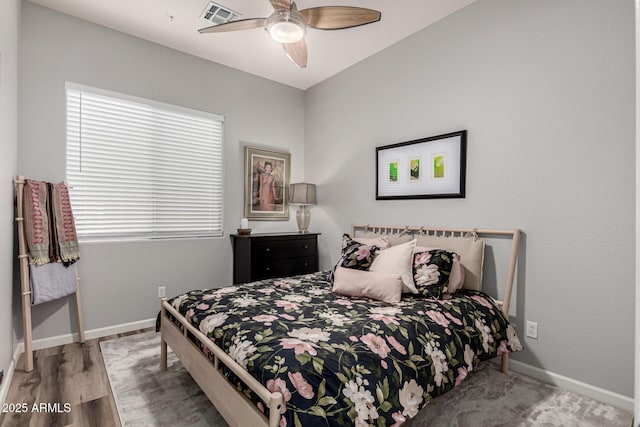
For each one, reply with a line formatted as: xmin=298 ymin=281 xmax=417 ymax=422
xmin=201 ymin=2 xmax=242 ymax=26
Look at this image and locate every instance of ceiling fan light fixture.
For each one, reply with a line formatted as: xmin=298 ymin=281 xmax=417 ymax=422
xmin=266 ymin=9 xmax=307 ymax=43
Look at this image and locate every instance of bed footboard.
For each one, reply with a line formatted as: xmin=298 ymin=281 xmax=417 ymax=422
xmin=160 ymin=300 xmax=282 ymax=427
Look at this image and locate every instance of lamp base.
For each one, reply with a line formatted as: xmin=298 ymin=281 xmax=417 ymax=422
xmin=296 ymin=205 xmax=311 ymax=233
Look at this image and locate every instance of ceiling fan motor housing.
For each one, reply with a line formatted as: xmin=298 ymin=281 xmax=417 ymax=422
xmin=266 ymin=9 xmax=308 ymax=43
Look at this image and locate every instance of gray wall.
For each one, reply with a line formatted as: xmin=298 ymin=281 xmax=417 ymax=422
xmin=0 ymin=0 xmax=20 ymax=386
xmin=633 ymin=2 xmax=640 ymax=418
xmin=636 ymin=1 xmax=640 ymax=419
xmin=17 ymin=2 xmax=306 ymax=340
xmin=305 ymin=0 xmax=635 ymax=397
xmin=14 ymin=0 xmax=636 ymax=401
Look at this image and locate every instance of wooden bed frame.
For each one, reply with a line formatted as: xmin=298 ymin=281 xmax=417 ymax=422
xmin=160 ymin=225 xmax=521 ymax=427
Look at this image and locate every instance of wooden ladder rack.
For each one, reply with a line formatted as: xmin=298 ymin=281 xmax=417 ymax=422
xmin=15 ymin=175 xmax=85 ymax=372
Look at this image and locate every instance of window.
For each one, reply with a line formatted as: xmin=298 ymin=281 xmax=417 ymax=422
xmin=66 ymin=83 xmax=224 ymax=240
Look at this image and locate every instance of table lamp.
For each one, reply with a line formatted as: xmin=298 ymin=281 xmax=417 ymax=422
xmin=289 ymin=183 xmax=317 ymax=233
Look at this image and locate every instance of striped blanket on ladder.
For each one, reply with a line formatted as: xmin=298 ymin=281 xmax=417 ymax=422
xmin=23 ymin=179 xmax=80 ymax=305
xmin=23 ymin=179 xmax=80 ymax=265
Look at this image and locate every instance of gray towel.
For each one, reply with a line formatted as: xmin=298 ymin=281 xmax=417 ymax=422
xmin=29 ymin=262 xmax=77 ymax=305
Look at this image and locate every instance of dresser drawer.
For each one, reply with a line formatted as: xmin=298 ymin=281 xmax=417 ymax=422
xmin=251 ymin=238 xmax=316 ymax=260
xmin=295 ymin=256 xmax=317 ymax=273
xmin=252 ymin=258 xmax=293 ymax=280
xmin=231 ymin=233 xmax=320 ymax=284
xmin=253 ymin=255 xmax=317 ymax=280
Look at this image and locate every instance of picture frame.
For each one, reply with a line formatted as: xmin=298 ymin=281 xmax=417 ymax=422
xmin=376 ymin=130 xmax=467 ymax=199
xmin=244 ymin=146 xmax=291 ymax=220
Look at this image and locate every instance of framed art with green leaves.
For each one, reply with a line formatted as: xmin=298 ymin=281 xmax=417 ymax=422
xmin=376 ymin=130 xmax=467 ymax=199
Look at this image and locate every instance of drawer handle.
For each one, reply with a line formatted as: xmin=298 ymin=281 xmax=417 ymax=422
xmin=265 ymin=267 xmax=271 ymax=271
xmin=265 ymin=248 xmax=271 ymax=252
xmin=303 ymin=245 xmax=309 ymax=249
xmin=303 ymin=262 xmax=308 ymax=267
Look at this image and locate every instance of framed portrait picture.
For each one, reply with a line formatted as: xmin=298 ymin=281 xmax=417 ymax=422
xmin=376 ymin=130 xmax=467 ymax=199
xmin=244 ymin=146 xmax=291 ymax=220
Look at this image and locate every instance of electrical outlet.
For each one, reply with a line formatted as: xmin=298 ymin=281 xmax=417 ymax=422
xmin=526 ymin=320 xmax=538 ymax=339
xmin=158 ymin=286 xmax=166 ymax=298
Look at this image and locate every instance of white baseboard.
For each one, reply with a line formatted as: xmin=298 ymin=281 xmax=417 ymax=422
xmin=1 ymin=317 xmax=157 ymax=405
xmin=13 ymin=317 xmax=155 ymax=355
xmin=0 ymin=346 xmax=22 ymax=406
xmin=505 ymin=358 xmax=634 ymax=412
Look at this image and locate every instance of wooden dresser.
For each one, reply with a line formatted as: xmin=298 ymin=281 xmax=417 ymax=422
xmin=231 ymin=232 xmax=320 ymax=284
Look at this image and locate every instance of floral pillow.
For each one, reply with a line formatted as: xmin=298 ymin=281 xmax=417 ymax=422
xmin=340 ymin=234 xmax=380 ymax=271
xmin=413 ymin=249 xmax=456 ymax=299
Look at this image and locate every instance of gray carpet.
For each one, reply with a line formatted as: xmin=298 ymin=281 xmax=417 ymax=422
xmin=101 ymin=331 xmax=632 ymax=427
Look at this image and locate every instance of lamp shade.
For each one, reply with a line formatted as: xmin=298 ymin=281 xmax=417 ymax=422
xmin=289 ymin=183 xmax=317 ymax=205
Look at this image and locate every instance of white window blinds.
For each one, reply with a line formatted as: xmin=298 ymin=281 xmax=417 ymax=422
xmin=65 ymin=83 xmax=224 ymax=240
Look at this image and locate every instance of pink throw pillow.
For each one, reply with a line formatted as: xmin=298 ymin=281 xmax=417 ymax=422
xmin=447 ymin=253 xmax=466 ymax=293
xmin=332 ymin=266 xmax=402 ymax=303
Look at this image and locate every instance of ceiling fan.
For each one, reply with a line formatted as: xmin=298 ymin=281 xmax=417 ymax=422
xmin=198 ymin=0 xmax=381 ymax=68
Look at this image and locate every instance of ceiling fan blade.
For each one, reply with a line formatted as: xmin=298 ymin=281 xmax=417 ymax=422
xmin=198 ymin=18 xmax=267 ymax=34
xmin=270 ymin=0 xmax=291 ymax=11
xmin=284 ymin=39 xmax=307 ymax=68
xmin=299 ymin=7 xmax=381 ymax=30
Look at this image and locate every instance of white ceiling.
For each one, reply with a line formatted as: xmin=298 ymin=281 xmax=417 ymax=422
xmin=28 ymin=0 xmax=476 ymax=90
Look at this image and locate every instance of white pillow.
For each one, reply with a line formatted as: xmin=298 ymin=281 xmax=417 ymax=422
xmin=369 ymin=239 xmax=417 ymax=294
xmin=362 ymin=231 xmax=412 ymax=247
xmin=353 ymin=236 xmax=391 ymax=250
xmin=332 ymin=266 xmax=402 ymax=303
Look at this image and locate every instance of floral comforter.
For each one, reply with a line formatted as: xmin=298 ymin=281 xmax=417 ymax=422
xmin=168 ymin=271 xmax=522 ymax=427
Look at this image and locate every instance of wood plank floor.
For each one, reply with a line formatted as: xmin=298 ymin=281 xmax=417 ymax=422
xmin=0 ymin=329 xmax=152 ymax=427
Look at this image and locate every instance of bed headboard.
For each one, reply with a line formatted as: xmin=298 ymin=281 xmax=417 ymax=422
xmin=350 ymin=224 xmax=521 ymax=317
